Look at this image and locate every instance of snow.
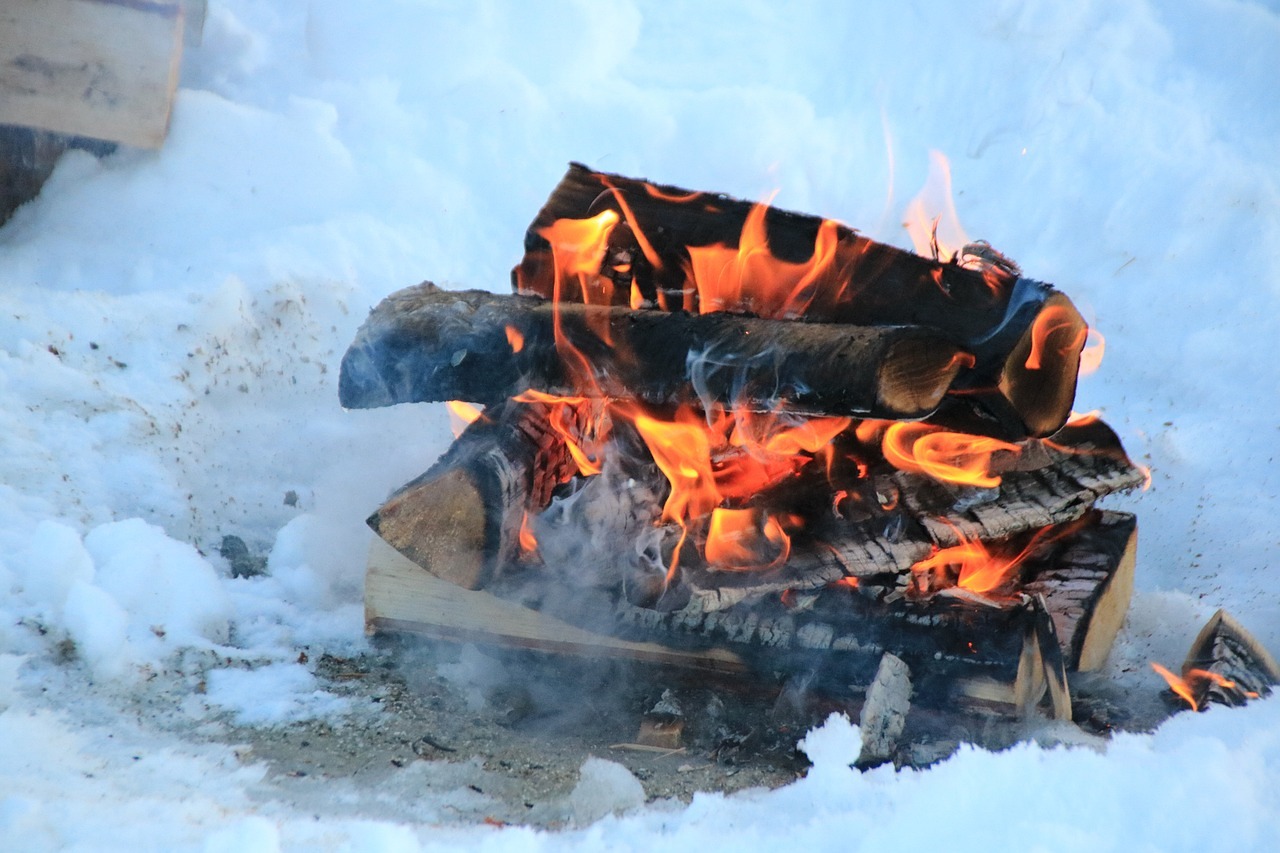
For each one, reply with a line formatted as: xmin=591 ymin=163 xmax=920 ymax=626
xmin=1 ymin=0 xmax=1278 ymax=848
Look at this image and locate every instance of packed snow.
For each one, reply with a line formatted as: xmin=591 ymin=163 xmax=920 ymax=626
xmin=2 ymin=0 xmax=1279 ymax=849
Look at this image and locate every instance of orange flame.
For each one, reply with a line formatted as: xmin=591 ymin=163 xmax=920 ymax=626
xmin=518 ymin=511 xmax=538 ymax=555
xmin=704 ymin=507 xmax=791 ymax=570
xmin=881 ymin=422 xmax=1018 ymax=488
xmin=446 ymin=400 xmax=483 ymax=438
xmin=537 ymin=209 xmax=621 ymax=300
xmin=505 ymin=325 xmax=525 ymax=353
xmin=1026 ymin=304 xmax=1088 ymax=371
xmin=903 ymin=151 xmax=969 ymax=263
xmin=1151 ymin=662 xmax=1199 ymax=711
xmin=512 ymin=390 xmax=605 ymax=477
xmin=686 ymin=198 xmax=843 ymax=319
xmin=911 ymin=538 xmax=1013 ymax=594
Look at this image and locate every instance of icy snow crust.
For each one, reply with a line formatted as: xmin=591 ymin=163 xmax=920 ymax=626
xmin=1 ymin=0 xmax=1278 ymax=848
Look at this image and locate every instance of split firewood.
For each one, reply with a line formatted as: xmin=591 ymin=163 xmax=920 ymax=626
xmin=514 ymin=164 xmax=1088 ymax=438
xmin=1178 ymin=610 xmax=1280 ymax=709
xmin=368 ymin=399 xmax=581 ymax=589
xmin=339 ymin=281 xmax=970 ymax=422
xmin=856 ymin=653 xmax=912 ymax=769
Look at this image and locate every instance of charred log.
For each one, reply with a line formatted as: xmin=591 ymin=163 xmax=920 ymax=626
xmin=513 ymin=164 xmax=1087 ymax=437
xmin=1179 ymin=610 xmax=1280 ymax=709
xmin=339 ymin=281 xmax=969 ymax=422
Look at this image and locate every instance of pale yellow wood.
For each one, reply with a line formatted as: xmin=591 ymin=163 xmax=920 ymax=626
xmin=1076 ymin=525 xmax=1138 ymax=672
xmin=0 ymin=0 xmax=183 ymax=147
xmin=365 ymin=535 xmax=749 ymax=674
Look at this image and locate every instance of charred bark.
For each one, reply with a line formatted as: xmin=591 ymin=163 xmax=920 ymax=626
xmin=513 ymin=164 xmax=1086 ymax=438
xmin=339 ymin=282 xmax=969 ymax=422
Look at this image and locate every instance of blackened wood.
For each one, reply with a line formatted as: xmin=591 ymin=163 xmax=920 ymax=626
xmin=1179 ymin=610 xmax=1280 ymax=709
xmin=1023 ymin=511 xmax=1137 ymax=672
xmin=513 ymin=164 xmax=1085 ymax=437
xmin=339 ymin=281 xmax=968 ymax=421
xmin=368 ymin=400 xmax=579 ymax=590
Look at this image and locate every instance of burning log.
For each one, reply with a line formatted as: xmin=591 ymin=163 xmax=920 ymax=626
xmin=339 ymin=281 xmax=970 ymax=422
xmin=1152 ymin=610 xmax=1280 ymax=712
xmin=513 ymin=164 xmax=1087 ymax=438
xmin=368 ymin=399 xmax=580 ymax=589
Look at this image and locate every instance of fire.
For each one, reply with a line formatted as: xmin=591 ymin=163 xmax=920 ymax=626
xmin=911 ymin=537 xmax=1014 ymax=595
xmin=704 ymin=507 xmax=790 ymax=569
xmin=518 ymin=511 xmax=538 ymax=555
xmin=903 ymin=150 xmax=969 ymax=263
xmin=505 ymin=325 xmax=525 ymax=353
xmin=633 ymin=409 xmax=722 ymax=525
xmin=1079 ymin=329 xmax=1105 ymax=375
xmin=1150 ymin=664 xmax=1260 ymax=711
xmin=880 ymin=422 xmax=1019 ymax=489
xmin=1026 ymin=304 xmax=1088 ymax=371
xmin=686 ymin=198 xmax=843 ymax=318
xmin=1151 ymin=663 xmax=1200 ymax=711
xmin=512 ymin=390 xmax=605 ymax=477
xmin=446 ymin=400 xmax=483 ymax=437
xmin=536 ymin=209 xmax=621 ymax=303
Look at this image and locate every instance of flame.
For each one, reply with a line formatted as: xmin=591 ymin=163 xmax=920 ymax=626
xmin=686 ymin=198 xmax=843 ymax=319
xmin=446 ymin=400 xmax=483 ymax=437
xmin=1151 ymin=662 xmax=1199 ymax=711
xmin=881 ymin=422 xmax=1019 ymax=488
xmin=518 ymin=511 xmax=538 ymax=555
xmin=505 ymin=325 xmax=525 ymax=353
xmin=911 ymin=538 xmax=1013 ymax=594
xmin=633 ymin=409 xmax=722 ymax=525
xmin=512 ymin=390 xmax=605 ymax=477
xmin=1079 ymin=329 xmax=1105 ymax=375
xmin=1026 ymin=304 xmax=1089 ymax=371
xmin=903 ymin=150 xmax=970 ymax=263
xmin=537 ymin=209 xmax=620 ymax=299
xmin=704 ymin=507 xmax=791 ymax=569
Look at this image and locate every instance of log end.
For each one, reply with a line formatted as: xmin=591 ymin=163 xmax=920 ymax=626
xmin=999 ymin=292 xmax=1087 ymax=437
xmin=1076 ymin=518 xmax=1138 ymax=672
xmin=877 ymin=338 xmax=968 ymax=417
xmin=368 ymin=469 xmax=490 ymax=590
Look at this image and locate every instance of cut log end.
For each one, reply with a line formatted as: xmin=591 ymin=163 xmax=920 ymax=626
xmin=878 ymin=339 xmax=967 ymax=416
xmin=368 ymin=469 xmax=489 ymax=590
xmin=999 ymin=293 xmax=1087 ymax=437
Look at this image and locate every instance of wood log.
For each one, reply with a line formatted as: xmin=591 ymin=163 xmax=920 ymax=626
xmin=1178 ymin=610 xmax=1280 ymax=709
xmin=856 ymin=653 xmax=912 ymax=768
xmin=513 ymin=164 xmax=1086 ymax=438
xmin=339 ymin=281 xmax=969 ymax=422
xmin=367 ymin=400 xmax=580 ymax=590
xmin=0 ymin=0 xmax=185 ymax=148
xmin=365 ymin=534 xmax=1068 ymax=719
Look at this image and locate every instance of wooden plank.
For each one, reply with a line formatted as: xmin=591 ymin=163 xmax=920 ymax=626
xmin=365 ymin=535 xmax=750 ymax=674
xmin=0 ymin=0 xmax=183 ymax=148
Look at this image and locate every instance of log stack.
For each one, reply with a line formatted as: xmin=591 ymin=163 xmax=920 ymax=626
xmin=345 ymin=164 xmax=1148 ymax=721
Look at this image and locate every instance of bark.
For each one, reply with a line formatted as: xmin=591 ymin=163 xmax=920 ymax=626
xmin=513 ymin=163 xmax=1086 ymax=437
xmin=339 ymin=281 xmax=969 ymax=421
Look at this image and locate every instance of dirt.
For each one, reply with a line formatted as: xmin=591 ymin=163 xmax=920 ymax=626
xmin=179 ymin=631 xmax=1182 ymax=829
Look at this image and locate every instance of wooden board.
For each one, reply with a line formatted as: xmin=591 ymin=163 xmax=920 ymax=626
xmin=365 ymin=535 xmax=1069 ymax=719
xmin=365 ymin=534 xmax=749 ymax=675
xmin=0 ymin=0 xmax=184 ymax=148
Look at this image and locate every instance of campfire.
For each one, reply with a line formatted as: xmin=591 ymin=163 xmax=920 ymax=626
xmin=342 ymin=164 xmax=1275 ymax=754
